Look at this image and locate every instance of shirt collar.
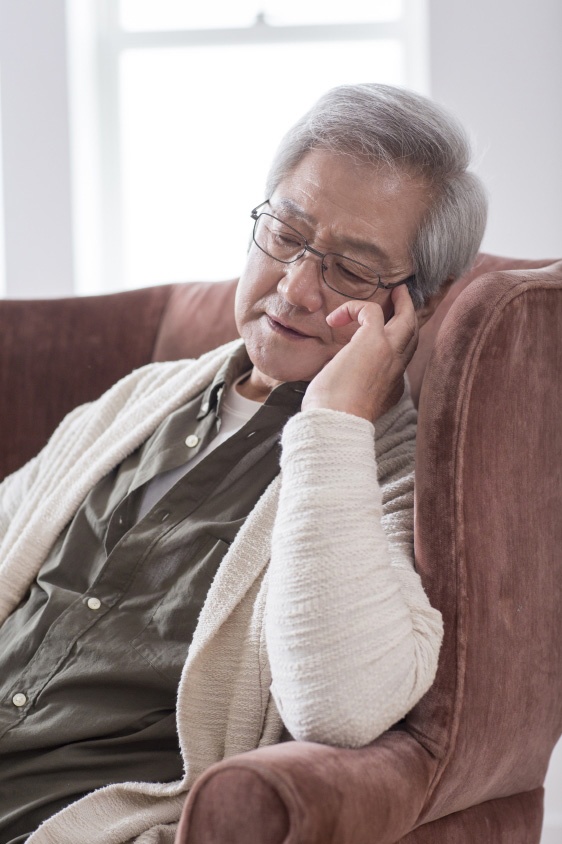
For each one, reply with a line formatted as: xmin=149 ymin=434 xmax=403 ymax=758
xmin=197 ymin=344 xmax=308 ymax=419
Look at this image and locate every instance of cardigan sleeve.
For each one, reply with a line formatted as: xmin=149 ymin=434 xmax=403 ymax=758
xmin=264 ymin=392 xmax=443 ymax=748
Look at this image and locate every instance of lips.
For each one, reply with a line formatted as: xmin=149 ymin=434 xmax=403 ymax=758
xmin=266 ymin=314 xmax=313 ymax=338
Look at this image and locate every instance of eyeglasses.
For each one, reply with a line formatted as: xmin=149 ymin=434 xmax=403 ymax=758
xmin=250 ymin=200 xmax=415 ymax=301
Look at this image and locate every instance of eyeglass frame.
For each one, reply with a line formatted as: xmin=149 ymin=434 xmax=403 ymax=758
xmin=250 ymin=200 xmax=416 ymax=301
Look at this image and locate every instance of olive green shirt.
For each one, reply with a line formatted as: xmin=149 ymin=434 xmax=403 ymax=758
xmin=0 ymin=346 xmax=306 ymax=843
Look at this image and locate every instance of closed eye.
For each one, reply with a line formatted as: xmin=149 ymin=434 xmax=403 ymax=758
xmin=274 ymin=233 xmax=302 ymax=247
xmin=335 ymin=260 xmax=374 ymax=283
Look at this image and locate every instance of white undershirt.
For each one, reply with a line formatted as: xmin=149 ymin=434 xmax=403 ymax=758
xmin=136 ymin=371 xmax=261 ymax=522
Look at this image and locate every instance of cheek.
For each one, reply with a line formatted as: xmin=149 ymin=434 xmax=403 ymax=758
xmin=233 ymin=284 xmax=247 ymax=337
xmin=235 ymin=258 xmax=271 ymax=331
xmin=325 ymin=319 xmax=359 ymax=357
xmin=237 ymin=251 xmax=279 ymax=303
xmin=234 ymin=277 xmax=249 ymax=327
xmin=324 ymin=294 xmax=392 ymax=355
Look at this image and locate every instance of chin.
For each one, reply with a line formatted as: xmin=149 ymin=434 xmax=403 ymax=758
xmin=246 ymin=341 xmax=324 ymax=384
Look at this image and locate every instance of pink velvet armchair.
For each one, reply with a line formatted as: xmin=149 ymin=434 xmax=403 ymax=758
xmin=0 ymin=254 xmax=560 ymax=843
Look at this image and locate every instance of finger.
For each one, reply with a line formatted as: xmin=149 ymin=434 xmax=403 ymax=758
xmin=384 ymin=285 xmax=419 ymax=355
xmin=326 ymin=300 xmax=385 ymax=329
xmin=387 ymin=282 xmax=415 ymax=321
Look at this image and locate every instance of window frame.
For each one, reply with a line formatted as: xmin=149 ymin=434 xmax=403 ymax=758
xmin=68 ymin=0 xmax=428 ymax=294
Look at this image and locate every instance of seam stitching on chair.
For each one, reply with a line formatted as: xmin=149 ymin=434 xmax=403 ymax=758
xmin=421 ymin=278 xmax=561 ymax=813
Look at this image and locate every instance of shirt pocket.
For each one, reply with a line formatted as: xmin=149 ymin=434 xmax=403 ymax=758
xmin=131 ymin=536 xmax=231 ymax=686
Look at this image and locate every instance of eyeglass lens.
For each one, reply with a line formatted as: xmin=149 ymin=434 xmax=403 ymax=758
xmin=254 ymin=214 xmax=381 ymax=299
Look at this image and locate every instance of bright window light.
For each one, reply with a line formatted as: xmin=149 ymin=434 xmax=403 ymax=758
xmin=120 ymin=39 xmax=403 ymax=289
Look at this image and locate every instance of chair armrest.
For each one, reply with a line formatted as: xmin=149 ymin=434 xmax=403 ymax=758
xmin=175 ymin=730 xmax=435 ymax=844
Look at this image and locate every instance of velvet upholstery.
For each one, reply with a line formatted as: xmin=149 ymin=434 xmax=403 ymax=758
xmin=405 ymin=254 xmax=555 ymax=407
xmin=409 ymin=262 xmax=562 ymax=825
xmin=0 ymin=285 xmax=173 ymax=481
xmin=152 ymin=278 xmax=239 ymax=363
xmin=0 ymin=254 xmax=560 ymax=843
xmin=177 ymin=732 xmax=436 ymax=844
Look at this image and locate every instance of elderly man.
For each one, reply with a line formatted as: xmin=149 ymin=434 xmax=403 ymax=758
xmin=0 ymin=84 xmax=486 ymax=843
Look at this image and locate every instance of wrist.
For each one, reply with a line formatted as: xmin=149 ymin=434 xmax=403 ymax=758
xmin=301 ymin=392 xmax=380 ymax=422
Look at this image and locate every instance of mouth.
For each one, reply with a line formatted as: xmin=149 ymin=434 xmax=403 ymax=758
xmin=265 ymin=314 xmax=314 ymax=340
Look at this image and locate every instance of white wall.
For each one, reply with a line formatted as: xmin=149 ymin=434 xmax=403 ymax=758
xmin=0 ymin=0 xmax=74 ymax=298
xmin=429 ymin=0 xmax=562 ymax=260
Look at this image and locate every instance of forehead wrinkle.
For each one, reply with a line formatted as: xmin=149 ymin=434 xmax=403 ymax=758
xmin=331 ymin=233 xmax=391 ymax=265
xmin=273 ymin=197 xmax=317 ymax=226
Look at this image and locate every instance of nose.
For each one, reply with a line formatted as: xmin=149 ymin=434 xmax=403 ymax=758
xmin=277 ymin=251 xmax=325 ymax=313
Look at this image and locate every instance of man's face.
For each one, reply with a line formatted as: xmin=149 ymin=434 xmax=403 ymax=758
xmin=235 ymin=148 xmax=431 ymax=385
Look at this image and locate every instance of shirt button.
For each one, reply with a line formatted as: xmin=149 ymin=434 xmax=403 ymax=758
xmin=12 ymin=693 xmax=27 ymax=707
xmin=156 ymin=510 xmax=170 ymax=522
xmin=87 ymin=597 xmax=101 ymax=611
xmin=185 ymin=434 xmax=199 ymax=448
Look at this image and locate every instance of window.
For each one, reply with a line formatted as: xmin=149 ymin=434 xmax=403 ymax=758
xmin=68 ymin=0 xmax=428 ymax=294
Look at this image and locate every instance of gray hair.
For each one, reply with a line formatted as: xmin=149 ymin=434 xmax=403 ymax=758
xmin=265 ymin=84 xmax=488 ymax=309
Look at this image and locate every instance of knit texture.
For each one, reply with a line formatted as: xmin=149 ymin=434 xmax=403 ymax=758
xmin=267 ymin=407 xmax=443 ymax=747
xmin=0 ymin=339 xmax=443 ymax=843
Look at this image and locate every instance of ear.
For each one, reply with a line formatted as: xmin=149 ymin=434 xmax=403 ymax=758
xmin=417 ymin=275 xmax=456 ymax=328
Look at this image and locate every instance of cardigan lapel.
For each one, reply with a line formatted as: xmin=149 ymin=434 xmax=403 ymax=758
xmin=0 ymin=341 xmax=244 ymax=623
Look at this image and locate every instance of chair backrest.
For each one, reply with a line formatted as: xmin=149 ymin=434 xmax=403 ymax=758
xmin=406 ymin=254 xmax=556 ymax=407
xmin=0 ymin=285 xmax=174 ymax=480
xmin=407 ymin=259 xmax=562 ymax=821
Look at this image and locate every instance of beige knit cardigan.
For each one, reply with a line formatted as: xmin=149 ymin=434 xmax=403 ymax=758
xmin=0 ymin=339 xmax=443 ymax=844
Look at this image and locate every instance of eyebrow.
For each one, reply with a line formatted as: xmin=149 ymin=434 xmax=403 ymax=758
xmin=271 ymin=198 xmax=392 ymax=267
